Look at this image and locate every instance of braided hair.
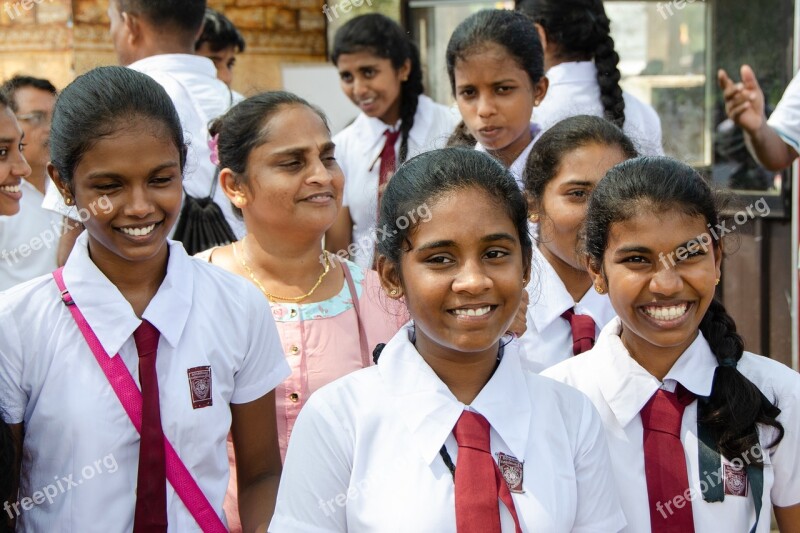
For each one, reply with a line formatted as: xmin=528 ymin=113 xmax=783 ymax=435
xmin=332 ymin=14 xmax=424 ymax=166
xmin=584 ymin=156 xmax=784 ymax=463
xmin=516 ymin=0 xmax=626 ymax=128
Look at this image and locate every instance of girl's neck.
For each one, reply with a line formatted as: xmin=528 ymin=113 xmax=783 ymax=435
xmin=620 ymin=327 xmax=699 ymax=381
xmin=491 ymin=128 xmax=533 ymax=168
xmin=538 ymin=243 xmax=592 ymax=302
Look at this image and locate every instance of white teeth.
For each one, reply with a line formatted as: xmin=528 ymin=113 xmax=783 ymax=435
xmin=120 ymin=224 xmax=156 ymax=237
xmin=453 ymin=306 xmax=492 ymax=317
xmin=643 ymin=303 xmax=688 ymax=321
xmin=0 ymin=185 xmax=20 ymax=193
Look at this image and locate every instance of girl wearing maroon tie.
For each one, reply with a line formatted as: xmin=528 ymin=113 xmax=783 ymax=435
xmin=326 ymin=13 xmax=457 ymax=268
xmin=544 ymin=157 xmax=800 ymax=532
xmin=518 ymin=115 xmax=636 ymax=371
xmin=270 ymin=147 xmax=625 ymax=532
xmin=0 ymin=67 xmax=289 ymax=532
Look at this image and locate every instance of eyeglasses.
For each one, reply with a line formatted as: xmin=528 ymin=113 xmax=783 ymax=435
xmin=16 ymin=111 xmax=51 ymax=127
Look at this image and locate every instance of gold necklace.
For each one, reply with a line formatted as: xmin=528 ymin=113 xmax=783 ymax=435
xmin=234 ymin=239 xmax=331 ymax=303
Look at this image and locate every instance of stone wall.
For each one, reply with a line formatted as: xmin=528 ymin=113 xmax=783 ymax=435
xmin=0 ymin=0 xmax=328 ymax=93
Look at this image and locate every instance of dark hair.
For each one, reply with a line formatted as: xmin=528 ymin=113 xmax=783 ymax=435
xmin=446 ymin=9 xmax=544 ymax=96
xmin=49 ymin=66 xmax=186 ymax=190
xmin=195 ymin=8 xmax=245 ymax=53
xmin=516 ymin=0 xmax=626 ymax=128
xmin=445 ymin=120 xmax=477 ymax=148
xmin=0 ymin=416 xmax=13 ymax=533
xmin=332 ymin=14 xmax=424 ymax=166
xmin=0 ymin=75 xmax=57 ymax=113
xmin=118 ymin=0 xmax=206 ymax=40
xmin=584 ymin=156 xmax=784 ymax=462
xmin=525 ymin=115 xmax=637 ymax=205
xmin=0 ymin=91 xmax=8 ymax=110
xmin=376 ymin=147 xmax=532 ymax=275
xmin=209 ymin=91 xmax=329 ymax=218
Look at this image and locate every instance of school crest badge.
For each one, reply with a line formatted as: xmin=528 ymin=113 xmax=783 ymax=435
xmin=723 ymin=463 xmax=748 ymax=497
xmin=497 ymin=452 xmax=524 ymax=493
xmin=187 ymin=366 xmax=213 ymax=409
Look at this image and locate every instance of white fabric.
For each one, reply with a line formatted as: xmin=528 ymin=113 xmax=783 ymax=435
xmin=543 ymin=318 xmax=800 ymax=532
xmin=0 ymin=232 xmax=290 ymax=531
xmin=518 ymin=245 xmax=616 ymax=372
xmin=474 ymin=123 xmax=543 ymax=189
xmin=0 ymin=179 xmax=61 ymax=290
xmin=768 ymin=70 xmax=800 ymax=151
xmin=534 ymin=62 xmax=664 ymax=156
xmin=334 ymin=95 xmax=458 ymax=268
xmin=41 ymin=54 xmax=244 ymax=238
xmin=270 ymin=324 xmax=627 ymax=532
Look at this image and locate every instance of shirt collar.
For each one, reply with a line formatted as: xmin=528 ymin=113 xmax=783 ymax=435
xmin=62 ymin=233 xmax=194 ymax=356
xmin=378 ymin=324 xmax=531 ymax=465
xmin=475 ymin=123 xmax=541 ymax=188
xmin=544 ymin=61 xmax=598 ymax=85
xmin=128 ymin=54 xmax=218 ymax=78
xmin=594 ymin=317 xmax=718 ymax=428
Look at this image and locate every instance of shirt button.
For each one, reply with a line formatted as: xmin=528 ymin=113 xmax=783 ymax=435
xmin=289 ymin=345 xmax=299 ymax=355
xmin=289 ymin=392 xmax=300 ymax=402
xmin=290 ymin=309 xmax=297 ymax=318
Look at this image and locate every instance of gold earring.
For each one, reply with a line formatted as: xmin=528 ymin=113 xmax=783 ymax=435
xmin=715 ymin=278 xmax=720 ymax=286
xmin=595 ymin=284 xmax=605 ymax=294
xmin=529 ymin=213 xmax=539 ymax=223
xmin=389 ymin=288 xmax=399 ymax=297
xmin=64 ymin=197 xmax=73 ymax=206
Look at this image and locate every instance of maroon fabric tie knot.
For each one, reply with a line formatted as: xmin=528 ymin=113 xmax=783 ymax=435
xmin=561 ymin=308 xmax=596 ymax=355
xmin=453 ymin=411 xmax=522 ymax=533
xmin=378 ymin=129 xmax=402 ymax=187
xmin=133 ymin=320 xmax=168 ymax=532
xmin=640 ymin=384 xmax=696 ymax=533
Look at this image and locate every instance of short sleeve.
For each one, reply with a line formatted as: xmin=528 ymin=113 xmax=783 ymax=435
xmin=0 ymin=298 xmax=27 ymax=423
xmin=230 ymin=289 xmax=290 ymax=404
xmin=768 ymin=71 xmax=800 ymax=151
xmin=767 ymin=370 xmax=800 ymax=507
xmin=571 ymin=394 xmax=627 ymax=533
xmin=269 ymin=392 xmax=353 ymax=532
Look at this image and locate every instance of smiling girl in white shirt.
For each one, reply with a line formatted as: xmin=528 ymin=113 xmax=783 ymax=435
xmin=519 ymin=115 xmax=636 ymax=371
xmin=544 ymin=157 xmax=800 ymax=532
xmin=270 ymin=147 xmax=625 ymax=532
xmin=326 ymin=14 xmax=457 ymax=268
xmin=446 ymin=9 xmax=549 ymax=188
xmin=0 ymin=66 xmax=290 ymax=532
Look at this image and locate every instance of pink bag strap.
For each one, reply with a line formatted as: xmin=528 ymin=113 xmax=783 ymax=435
xmin=52 ymin=268 xmax=227 ymax=533
xmin=338 ymin=258 xmax=371 ymax=368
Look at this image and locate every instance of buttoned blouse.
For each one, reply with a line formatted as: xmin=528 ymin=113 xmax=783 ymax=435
xmin=270 ymin=324 xmax=626 ymax=532
xmin=0 ymin=233 xmax=290 ymax=531
xmin=534 ymin=61 xmax=664 ymax=156
xmin=543 ymin=318 xmax=800 ymax=532
xmin=518 ymin=245 xmax=616 ymax=372
xmin=334 ymin=95 xmax=458 ymax=268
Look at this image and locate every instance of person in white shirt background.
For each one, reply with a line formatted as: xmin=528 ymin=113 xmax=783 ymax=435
xmin=446 ymin=9 xmax=549 ymax=188
xmin=0 ymin=67 xmax=290 ymax=532
xmin=519 ymin=115 xmax=636 ymax=371
xmin=0 ymin=76 xmax=63 ymax=290
xmin=325 ymin=14 xmax=457 ymax=268
xmin=544 ymin=157 xmax=800 ymax=532
xmin=515 ymin=0 xmax=664 ymax=157
xmin=0 ymin=89 xmax=29 ymax=533
xmin=195 ymin=7 xmax=246 ymax=93
xmin=44 ymin=0 xmax=245 ymax=257
xmin=271 ymin=147 xmax=626 ymax=532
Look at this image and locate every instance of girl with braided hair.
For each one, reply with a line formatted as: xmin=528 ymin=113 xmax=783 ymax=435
xmin=544 ymin=157 xmax=800 ymax=531
xmin=327 ymin=14 xmax=457 ymax=269
xmin=516 ymin=0 xmax=664 ymax=156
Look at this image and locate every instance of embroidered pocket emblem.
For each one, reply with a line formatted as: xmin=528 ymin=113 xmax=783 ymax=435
xmin=497 ymin=452 xmax=524 ymax=493
xmin=187 ymin=366 xmax=212 ymax=409
xmin=723 ymin=463 xmax=748 ymax=497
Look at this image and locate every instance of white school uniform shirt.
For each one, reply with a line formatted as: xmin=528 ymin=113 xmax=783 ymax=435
xmin=0 ymin=179 xmax=61 ymax=290
xmin=334 ymin=95 xmax=458 ymax=268
xmin=543 ymin=318 xmax=800 ymax=533
xmin=0 ymin=232 xmax=290 ymax=532
xmin=475 ymin=123 xmax=543 ymax=189
xmin=768 ymin=70 xmax=800 ymax=151
xmin=270 ymin=323 xmax=626 ymax=532
xmin=41 ymin=54 xmax=245 ymax=238
xmin=534 ymin=62 xmax=664 ymax=156
xmin=518 ymin=245 xmax=616 ymax=372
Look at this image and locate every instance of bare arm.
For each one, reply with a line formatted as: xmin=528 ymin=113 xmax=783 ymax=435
xmin=718 ymin=66 xmax=798 ymax=171
xmin=230 ymin=391 xmax=282 ymax=533
xmin=775 ymin=504 xmax=800 ymax=533
xmin=325 ymin=206 xmax=353 ymax=258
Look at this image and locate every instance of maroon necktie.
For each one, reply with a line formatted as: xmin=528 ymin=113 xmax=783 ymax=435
xmin=561 ymin=308 xmax=596 ymax=355
xmin=640 ymin=384 xmax=696 ymax=533
xmin=453 ymin=411 xmax=522 ymax=533
xmin=378 ymin=129 xmax=402 ymax=187
xmin=133 ymin=321 xmax=168 ymax=532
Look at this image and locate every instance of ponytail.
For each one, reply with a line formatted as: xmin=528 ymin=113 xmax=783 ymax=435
xmin=397 ymin=42 xmax=424 ymax=165
xmin=697 ymin=299 xmax=784 ymax=463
